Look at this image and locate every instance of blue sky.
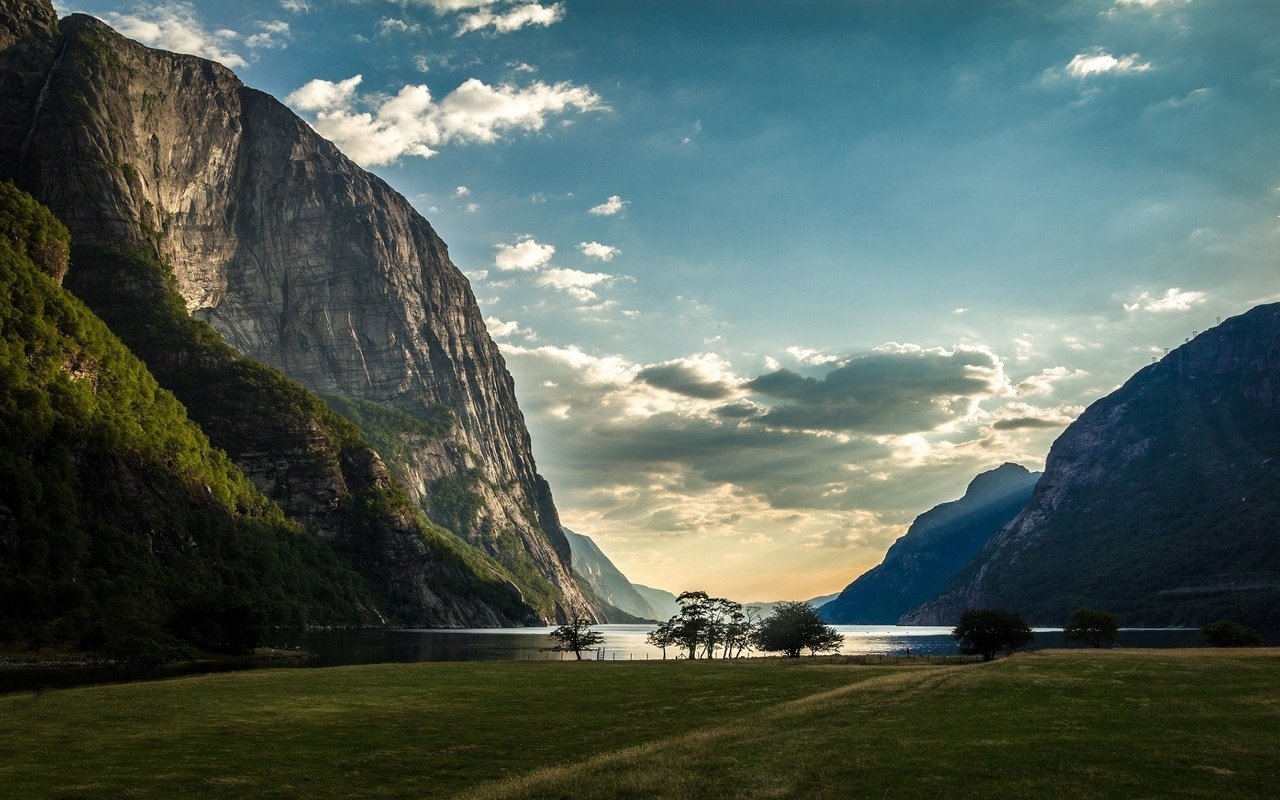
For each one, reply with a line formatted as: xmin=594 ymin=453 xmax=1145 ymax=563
xmin=56 ymin=0 xmax=1280 ymax=600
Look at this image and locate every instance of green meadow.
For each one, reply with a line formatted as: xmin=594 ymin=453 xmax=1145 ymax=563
xmin=1 ymin=650 xmax=1276 ymax=799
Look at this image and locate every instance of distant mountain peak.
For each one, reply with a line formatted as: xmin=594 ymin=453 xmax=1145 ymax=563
xmin=821 ymin=463 xmax=1039 ymax=625
xmin=905 ymin=303 xmax=1280 ymax=628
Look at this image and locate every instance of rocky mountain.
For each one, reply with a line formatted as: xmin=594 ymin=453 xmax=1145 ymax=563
xmin=0 ymin=181 xmax=373 ymax=650
xmin=821 ymin=463 xmax=1038 ymax=624
xmin=564 ymin=530 xmax=669 ymax=622
xmin=633 ymin=584 xmax=682 ymax=621
xmin=906 ymin=305 xmax=1280 ymax=629
xmin=1 ymin=1 xmax=591 ymax=622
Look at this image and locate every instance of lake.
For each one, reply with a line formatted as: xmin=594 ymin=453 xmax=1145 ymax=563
xmin=266 ymin=624 xmax=1206 ymax=667
xmin=0 ymin=625 xmax=1210 ymax=693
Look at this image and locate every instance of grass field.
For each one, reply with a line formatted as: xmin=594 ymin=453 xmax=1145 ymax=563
xmin=1 ymin=649 xmax=1276 ymax=798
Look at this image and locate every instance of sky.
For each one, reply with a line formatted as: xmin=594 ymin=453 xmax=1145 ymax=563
xmin=54 ymin=0 xmax=1280 ymax=601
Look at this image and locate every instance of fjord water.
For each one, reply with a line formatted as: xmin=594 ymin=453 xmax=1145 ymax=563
xmin=267 ymin=625 xmax=1204 ymax=667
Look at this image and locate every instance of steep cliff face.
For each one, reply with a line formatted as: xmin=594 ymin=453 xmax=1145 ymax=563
xmin=906 ymin=305 xmax=1280 ymax=628
xmin=0 ymin=182 xmax=375 ymax=649
xmin=2 ymin=3 xmax=589 ymax=620
xmin=821 ymin=463 xmax=1038 ymax=625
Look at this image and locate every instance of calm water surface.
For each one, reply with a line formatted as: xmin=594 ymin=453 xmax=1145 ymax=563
xmin=267 ymin=624 xmax=1205 ymax=667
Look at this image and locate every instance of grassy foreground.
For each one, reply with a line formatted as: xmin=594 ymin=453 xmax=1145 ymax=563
xmin=0 ymin=650 xmax=1276 ymax=799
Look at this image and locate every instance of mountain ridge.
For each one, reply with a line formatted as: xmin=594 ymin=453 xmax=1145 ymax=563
xmin=905 ymin=305 xmax=1280 ymax=628
xmin=1 ymin=1 xmax=592 ymax=622
xmin=821 ymin=463 xmax=1039 ymax=625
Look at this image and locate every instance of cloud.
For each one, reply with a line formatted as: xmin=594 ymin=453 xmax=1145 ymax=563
xmin=454 ymin=185 xmax=471 ymax=197
xmin=1123 ymin=287 xmax=1207 ymax=313
xmin=287 ymin=75 xmax=603 ymax=166
xmin=745 ymin=344 xmax=1010 ymax=435
xmin=377 ymin=17 xmax=421 ymax=36
xmin=988 ymin=402 xmax=1082 ymax=432
xmin=637 ymin=355 xmax=741 ymax=400
xmin=404 ymin=0 xmax=566 ymax=36
xmin=409 ymin=0 xmax=499 ymax=10
xmin=494 ymin=237 xmax=555 ymax=271
xmin=1065 ymin=49 xmax=1152 ymax=79
xmin=536 ymin=268 xmax=615 ymax=302
xmin=245 ymin=20 xmax=290 ymax=50
xmin=279 ymin=0 xmax=310 ymax=12
xmin=287 ymin=75 xmax=364 ymax=112
xmin=1015 ymin=366 xmax=1088 ymax=397
xmin=457 ymin=3 xmax=565 ymax=35
xmin=578 ymin=241 xmax=620 ymax=261
xmin=1105 ymin=0 xmax=1191 ymax=12
xmin=785 ymin=346 xmax=842 ymax=366
xmin=484 ymin=316 xmax=532 ymax=339
xmin=588 ymin=195 xmax=628 ymax=216
xmin=101 ymin=2 xmax=246 ymax=68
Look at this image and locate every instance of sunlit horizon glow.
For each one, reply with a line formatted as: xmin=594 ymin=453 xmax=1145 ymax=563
xmin=57 ymin=0 xmax=1280 ymax=601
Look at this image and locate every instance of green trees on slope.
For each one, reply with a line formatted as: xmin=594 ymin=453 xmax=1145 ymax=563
xmin=0 ymin=182 xmax=373 ymax=652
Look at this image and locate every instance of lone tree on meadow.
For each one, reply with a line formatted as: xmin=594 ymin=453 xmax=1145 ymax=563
xmin=1063 ymin=608 xmax=1119 ymax=648
xmin=752 ymin=601 xmax=844 ymax=658
xmin=548 ymin=602 xmax=605 ymax=660
xmin=952 ymin=608 xmax=1034 ymax=661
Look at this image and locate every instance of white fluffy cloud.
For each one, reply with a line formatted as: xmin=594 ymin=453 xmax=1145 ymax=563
xmin=484 ymin=316 xmax=533 ymax=339
xmin=286 ymin=75 xmax=603 ymax=166
xmin=536 ymin=268 xmax=615 ymax=302
xmin=457 ymin=3 xmax=565 ymax=35
xmin=287 ymin=75 xmax=364 ymax=112
xmin=402 ymin=0 xmax=565 ymax=36
xmin=785 ymin=346 xmax=842 ymax=366
xmin=577 ymin=241 xmax=620 ymax=261
xmin=494 ymin=237 xmax=555 ymax=271
xmin=245 ymin=20 xmax=290 ymax=50
xmin=1123 ymin=287 xmax=1207 ymax=313
xmin=1107 ymin=0 xmax=1191 ymax=11
xmin=102 ymin=3 xmax=246 ymax=67
xmin=588 ymin=195 xmax=629 ymax=216
xmin=279 ymin=0 xmax=310 ymax=12
xmin=377 ymin=17 xmax=421 ymax=36
xmin=1066 ymin=49 xmax=1152 ymax=79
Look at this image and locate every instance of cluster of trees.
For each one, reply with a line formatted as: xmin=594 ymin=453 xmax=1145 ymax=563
xmin=952 ymin=607 xmax=1117 ymax=661
xmin=549 ymin=592 xmax=845 ymax=660
xmin=955 ymin=606 xmax=1266 ymax=659
xmin=645 ymin=592 xmax=844 ymax=659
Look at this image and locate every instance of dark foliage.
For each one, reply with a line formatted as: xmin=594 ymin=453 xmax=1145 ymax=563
xmin=64 ymin=242 xmax=538 ymax=625
xmin=0 ymin=186 xmax=373 ymax=655
xmin=1200 ymin=620 xmax=1263 ymax=648
xmin=952 ymin=608 xmax=1034 ymax=661
xmin=1063 ymin=608 xmax=1119 ymax=648
xmin=649 ymin=591 xmax=757 ymax=660
xmin=753 ymin=601 xmax=843 ymax=658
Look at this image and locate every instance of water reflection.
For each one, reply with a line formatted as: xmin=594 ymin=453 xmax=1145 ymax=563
xmin=269 ymin=625 xmax=1205 ymax=667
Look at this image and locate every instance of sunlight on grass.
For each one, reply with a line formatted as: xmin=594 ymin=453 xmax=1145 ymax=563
xmin=1 ymin=651 xmax=1276 ymax=799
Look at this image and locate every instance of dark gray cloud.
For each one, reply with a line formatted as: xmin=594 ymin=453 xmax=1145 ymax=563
xmin=992 ymin=416 xmax=1062 ymax=431
xmin=745 ymin=347 xmax=1004 ymax=434
xmin=637 ymin=363 xmax=735 ymax=399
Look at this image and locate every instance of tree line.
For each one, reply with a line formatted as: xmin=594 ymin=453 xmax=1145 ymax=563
xmin=550 ymin=591 xmax=844 ymax=660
